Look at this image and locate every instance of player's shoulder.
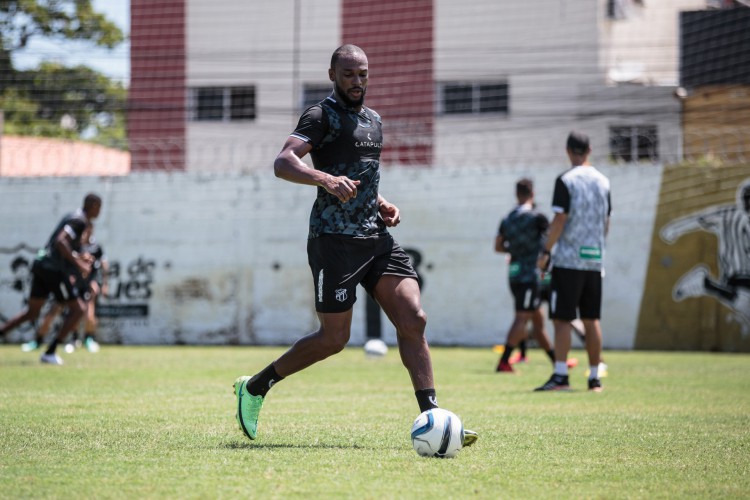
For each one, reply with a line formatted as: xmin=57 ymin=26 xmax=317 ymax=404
xmin=66 ymin=210 xmax=88 ymax=226
xmin=364 ymin=106 xmax=382 ymax=123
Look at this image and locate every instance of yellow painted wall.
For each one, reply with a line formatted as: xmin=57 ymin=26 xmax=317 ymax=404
xmin=636 ymin=165 xmax=750 ymax=351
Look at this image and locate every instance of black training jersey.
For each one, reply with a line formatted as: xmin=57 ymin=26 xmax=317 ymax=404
xmin=499 ymin=204 xmax=549 ymax=283
xmin=290 ymin=94 xmax=386 ymax=238
xmin=42 ymin=209 xmax=89 ymax=272
xmin=82 ymin=240 xmax=106 ymax=286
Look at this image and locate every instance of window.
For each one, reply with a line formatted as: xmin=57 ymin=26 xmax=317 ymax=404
xmin=301 ymin=84 xmax=331 ymax=109
xmin=609 ymin=125 xmax=658 ymax=162
xmin=607 ymin=0 xmax=644 ymax=20
xmin=191 ymin=86 xmax=256 ymax=122
xmin=439 ymin=82 xmax=509 ymax=115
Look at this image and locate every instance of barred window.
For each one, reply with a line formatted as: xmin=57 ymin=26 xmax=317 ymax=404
xmin=302 ymin=84 xmax=331 ymax=109
xmin=191 ymin=86 xmax=256 ymax=122
xmin=609 ymin=125 xmax=658 ymax=162
xmin=439 ymin=82 xmax=509 ymax=115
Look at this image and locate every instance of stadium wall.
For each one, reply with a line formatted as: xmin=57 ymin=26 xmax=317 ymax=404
xmin=0 ymin=164 xmax=748 ymax=351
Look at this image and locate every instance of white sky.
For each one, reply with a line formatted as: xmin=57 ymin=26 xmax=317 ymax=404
xmin=12 ymin=0 xmax=130 ymax=85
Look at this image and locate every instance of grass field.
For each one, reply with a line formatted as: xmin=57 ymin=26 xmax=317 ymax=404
xmin=1 ymin=345 xmax=748 ymax=499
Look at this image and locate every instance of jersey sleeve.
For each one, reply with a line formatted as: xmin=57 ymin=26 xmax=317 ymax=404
xmin=290 ymin=105 xmax=328 ymax=147
xmin=551 ymin=176 xmax=570 ymax=214
xmin=63 ymin=216 xmax=87 ymax=241
xmin=498 ymin=218 xmax=507 ymax=237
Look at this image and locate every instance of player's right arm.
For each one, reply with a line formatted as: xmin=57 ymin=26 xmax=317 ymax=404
xmin=273 ymin=136 xmax=360 ymax=203
xmin=54 ymin=228 xmax=92 ymax=278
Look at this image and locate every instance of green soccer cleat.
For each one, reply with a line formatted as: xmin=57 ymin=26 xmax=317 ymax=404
xmin=233 ymin=376 xmax=264 ymax=440
xmin=21 ymin=340 xmax=40 ymax=352
xmin=463 ymin=429 xmax=479 ymax=447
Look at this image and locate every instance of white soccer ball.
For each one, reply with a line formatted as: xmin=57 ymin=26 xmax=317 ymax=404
xmin=410 ymin=408 xmax=464 ymax=458
xmin=363 ymin=338 xmax=388 ymax=357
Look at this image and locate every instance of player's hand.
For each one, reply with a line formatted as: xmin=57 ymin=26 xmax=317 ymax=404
xmin=379 ymin=200 xmax=401 ymax=227
xmin=76 ymin=254 xmax=93 ymax=278
xmin=537 ymin=253 xmax=551 ymax=272
xmin=323 ymin=175 xmax=361 ymax=203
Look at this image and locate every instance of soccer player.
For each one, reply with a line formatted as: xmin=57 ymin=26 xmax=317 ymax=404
xmin=494 ymin=178 xmax=557 ymax=372
xmin=0 ymin=193 xmax=102 ymax=364
xmin=535 ymin=132 xmax=610 ymax=392
xmin=23 ymin=226 xmax=108 ymax=354
xmin=233 ymin=44 xmax=477 ymax=446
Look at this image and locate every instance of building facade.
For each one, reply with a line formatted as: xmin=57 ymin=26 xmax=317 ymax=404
xmin=129 ymin=0 xmax=711 ymax=172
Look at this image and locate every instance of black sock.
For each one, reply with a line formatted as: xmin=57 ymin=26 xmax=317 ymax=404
xmin=415 ymin=388 xmax=438 ymax=412
xmin=246 ymin=364 xmax=284 ymax=397
xmin=45 ymin=339 xmax=58 ymax=356
xmin=519 ymin=340 xmax=527 ymax=357
xmin=500 ymin=344 xmax=514 ymax=363
xmin=546 ymin=349 xmax=555 ymax=363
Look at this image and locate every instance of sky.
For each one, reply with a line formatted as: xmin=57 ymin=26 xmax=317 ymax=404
xmin=13 ymin=0 xmax=130 ymax=85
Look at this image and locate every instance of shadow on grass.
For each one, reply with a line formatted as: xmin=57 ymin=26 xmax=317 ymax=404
xmin=222 ymin=440 xmax=376 ymax=450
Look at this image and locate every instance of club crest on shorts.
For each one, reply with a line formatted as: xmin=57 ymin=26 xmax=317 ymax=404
xmin=335 ymin=288 xmax=348 ymax=302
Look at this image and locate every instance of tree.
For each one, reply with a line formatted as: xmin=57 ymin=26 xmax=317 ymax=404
xmin=0 ymin=1 xmax=125 ymax=146
xmin=0 ymin=0 xmax=124 ymax=75
xmin=2 ymin=62 xmax=127 ymax=147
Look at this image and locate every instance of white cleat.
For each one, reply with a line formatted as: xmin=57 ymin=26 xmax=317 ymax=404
xmin=40 ymin=353 xmax=64 ymax=365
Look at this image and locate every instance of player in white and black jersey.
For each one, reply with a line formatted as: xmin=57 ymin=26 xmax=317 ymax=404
xmin=0 ymin=193 xmax=101 ymax=364
xmin=232 ymin=44 xmax=478 ymax=446
xmin=536 ymin=132 xmax=610 ymax=392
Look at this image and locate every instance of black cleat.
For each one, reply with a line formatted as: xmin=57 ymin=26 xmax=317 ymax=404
xmin=534 ymin=374 xmax=570 ymax=391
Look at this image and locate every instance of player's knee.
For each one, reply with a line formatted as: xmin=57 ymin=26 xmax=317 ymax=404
xmin=399 ymin=308 xmax=427 ymax=338
xmin=317 ymin=328 xmax=350 ymax=355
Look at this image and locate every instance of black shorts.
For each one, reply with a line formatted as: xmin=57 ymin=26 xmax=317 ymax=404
xmin=548 ymin=267 xmax=602 ymax=321
xmin=509 ymin=281 xmax=542 ymax=312
xmin=29 ymin=263 xmax=82 ymax=303
xmin=307 ymin=233 xmax=418 ymax=313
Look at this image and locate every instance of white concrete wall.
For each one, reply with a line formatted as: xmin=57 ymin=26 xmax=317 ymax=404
xmin=0 ymin=164 xmax=660 ymax=349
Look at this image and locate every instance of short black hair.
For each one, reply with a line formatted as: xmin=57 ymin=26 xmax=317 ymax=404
xmin=566 ymin=131 xmax=590 ymax=155
xmin=83 ymin=193 xmax=101 ymax=210
xmin=516 ymin=178 xmax=533 ymax=198
xmin=331 ymin=44 xmax=366 ymax=69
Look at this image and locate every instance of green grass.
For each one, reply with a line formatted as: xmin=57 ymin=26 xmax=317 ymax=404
xmin=1 ymin=346 xmax=748 ymax=499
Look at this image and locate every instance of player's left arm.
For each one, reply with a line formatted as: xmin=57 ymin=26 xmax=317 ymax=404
xmin=494 ymin=234 xmax=507 ymax=253
xmin=377 ymin=194 xmax=401 ymax=227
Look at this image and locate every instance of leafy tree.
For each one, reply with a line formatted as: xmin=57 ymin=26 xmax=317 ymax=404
xmin=0 ymin=1 xmax=125 ymax=146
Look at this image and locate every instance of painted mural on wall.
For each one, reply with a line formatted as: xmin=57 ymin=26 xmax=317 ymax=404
xmin=636 ymin=166 xmax=750 ymax=352
xmin=0 ymin=244 xmax=38 ymax=338
xmin=660 ymin=179 xmax=750 ymax=335
xmin=0 ymin=243 xmax=158 ymax=342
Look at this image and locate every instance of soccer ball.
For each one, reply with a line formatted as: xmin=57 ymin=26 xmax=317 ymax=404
xmin=363 ymin=338 xmax=388 ymax=357
xmin=410 ymin=408 xmax=464 ymax=458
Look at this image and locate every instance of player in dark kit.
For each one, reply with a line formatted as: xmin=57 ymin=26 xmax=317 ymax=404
xmin=0 ymin=193 xmax=102 ymax=364
xmin=494 ymin=178 xmax=557 ymax=372
xmin=233 ymin=44 xmax=477 ymax=446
